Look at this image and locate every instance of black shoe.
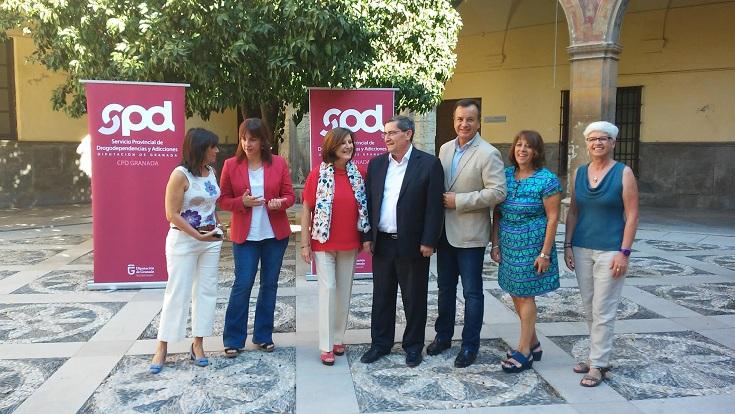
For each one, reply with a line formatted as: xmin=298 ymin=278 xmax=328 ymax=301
xmin=360 ymin=347 xmax=390 ymax=364
xmin=426 ymin=338 xmax=451 ymax=356
xmin=406 ymin=350 xmax=423 ymax=367
xmin=454 ymin=348 xmax=477 ymax=368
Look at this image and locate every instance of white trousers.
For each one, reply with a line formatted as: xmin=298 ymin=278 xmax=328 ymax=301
xmin=314 ymin=249 xmax=357 ymax=352
xmin=573 ymin=247 xmax=625 ymax=368
xmin=158 ymin=229 xmax=222 ymax=342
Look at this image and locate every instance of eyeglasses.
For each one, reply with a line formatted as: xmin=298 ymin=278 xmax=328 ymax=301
xmin=381 ymin=130 xmax=405 ymax=138
xmin=585 ymin=136 xmax=611 ymax=143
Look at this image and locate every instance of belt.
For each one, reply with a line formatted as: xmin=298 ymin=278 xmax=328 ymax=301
xmin=378 ymin=232 xmax=398 ymax=240
xmin=172 ymin=224 xmax=216 ymax=232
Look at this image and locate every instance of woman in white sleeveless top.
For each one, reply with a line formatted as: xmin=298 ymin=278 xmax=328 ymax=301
xmin=149 ymin=128 xmax=224 ymax=374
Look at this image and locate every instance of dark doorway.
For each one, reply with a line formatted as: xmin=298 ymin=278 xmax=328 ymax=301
xmin=0 ymin=39 xmax=17 ymax=140
xmin=435 ymin=98 xmax=481 ymax=155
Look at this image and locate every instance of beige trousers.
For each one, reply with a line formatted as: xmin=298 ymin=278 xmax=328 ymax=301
xmin=314 ymin=249 xmax=357 ymax=352
xmin=573 ymin=247 xmax=626 ymax=368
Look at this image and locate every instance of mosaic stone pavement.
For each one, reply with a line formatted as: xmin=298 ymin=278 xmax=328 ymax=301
xmin=347 ymin=341 xmax=563 ymax=412
xmin=12 ymin=269 xmax=93 ymax=294
xmin=1 ymin=212 xmax=735 ymax=413
xmin=550 ymin=331 xmax=735 ymax=400
xmin=0 ymin=358 xmax=67 ymax=413
xmin=139 ymin=296 xmax=296 ymax=340
xmin=627 ymin=256 xmax=711 ymax=278
xmin=489 ymin=287 xmax=661 ymax=322
xmin=0 ymin=302 xmax=125 ymax=344
xmin=80 ymin=349 xmax=296 ymax=414
xmin=0 ymin=249 xmax=65 ymax=266
xmin=690 ymin=254 xmax=735 ymax=272
xmin=347 ymin=291 xmax=465 ymax=330
xmin=639 ymin=283 xmax=735 ymax=315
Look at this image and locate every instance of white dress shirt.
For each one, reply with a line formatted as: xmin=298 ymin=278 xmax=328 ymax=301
xmin=378 ymin=145 xmax=413 ymax=233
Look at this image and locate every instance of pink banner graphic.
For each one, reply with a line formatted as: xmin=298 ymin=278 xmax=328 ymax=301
xmin=308 ymin=88 xmax=395 ymax=275
xmin=84 ymin=81 xmax=187 ymax=286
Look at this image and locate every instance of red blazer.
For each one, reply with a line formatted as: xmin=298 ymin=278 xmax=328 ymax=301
xmin=218 ymin=155 xmax=295 ymax=243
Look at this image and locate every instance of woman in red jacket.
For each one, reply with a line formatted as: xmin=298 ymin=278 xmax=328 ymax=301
xmin=300 ymin=127 xmax=370 ymax=365
xmin=219 ymin=118 xmax=294 ymax=356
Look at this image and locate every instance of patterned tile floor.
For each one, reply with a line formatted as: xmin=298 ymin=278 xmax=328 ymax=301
xmin=1 ymin=206 xmax=734 ymax=414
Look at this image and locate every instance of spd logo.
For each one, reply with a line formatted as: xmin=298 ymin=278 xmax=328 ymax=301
xmin=98 ymin=101 xmax=175 ymax=137
xmin=320 ymin=105 xmax=383 ymax=136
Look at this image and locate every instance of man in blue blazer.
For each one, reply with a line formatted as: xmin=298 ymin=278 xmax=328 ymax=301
xmin=360 ymin=115 xmax=444 ymax=367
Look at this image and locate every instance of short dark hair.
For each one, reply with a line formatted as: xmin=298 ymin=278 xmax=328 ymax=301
xmin=321 ymin=127 xmax=356 ymax=164
xmin=509 ymin=130 xmax=546 ymax=169
xmin=453 ymin=98 xmax=481 ymax=119
xmin=180 ymin=128 xmax=219 ymax=176
xmin=386 ymin=115 xmax=415 ymax=142
xmin=235 ymin=118 xmax=272 ymax=164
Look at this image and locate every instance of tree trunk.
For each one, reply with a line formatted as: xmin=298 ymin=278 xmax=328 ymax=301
xmin=260 ymin=102 xmax=279 ymax=155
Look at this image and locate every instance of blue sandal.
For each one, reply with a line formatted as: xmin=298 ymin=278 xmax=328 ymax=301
xmin=501 ymin=351 xmax=533 ymax=373
xmin=190 ymin=344 xmax=209 ymax=367
xmin=506 ymin=342 xmax=543 ymax=361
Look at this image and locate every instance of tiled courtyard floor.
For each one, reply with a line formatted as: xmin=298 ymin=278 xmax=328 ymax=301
xmin=1 ymin=205 xmax=734 ymax=413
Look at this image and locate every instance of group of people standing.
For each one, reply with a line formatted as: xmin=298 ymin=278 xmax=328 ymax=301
xmin=150 ymin=98 xmax=639 ymax=389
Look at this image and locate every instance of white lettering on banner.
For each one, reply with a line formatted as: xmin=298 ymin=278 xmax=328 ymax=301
xmin=98 ymin=101 xmax=175 ymax=137
xmin=319 ymin=105 xmax=383 ymax=136
xmin=127 ymin=263 xmax=155 ymax=276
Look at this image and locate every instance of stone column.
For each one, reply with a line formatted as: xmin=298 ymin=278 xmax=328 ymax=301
xmin=284 ymin=105 xmax=311 ymax=201
xmin=567 ymin=42 xmax=621 ymax=180
xmin=410 ymin=110 xmax=438 ymax=155
xmin=559 ymin=0 xmax=628 ymax=192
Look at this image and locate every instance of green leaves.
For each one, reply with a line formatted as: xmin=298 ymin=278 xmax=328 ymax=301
xmin=1 ymin=0 xmax=461 ymax=126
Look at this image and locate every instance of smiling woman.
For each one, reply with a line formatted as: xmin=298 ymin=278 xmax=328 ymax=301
xmin=564 ymin=120 xmax=640 ymax=387
xmin=300 ymin=127 xmax=370 ymax=365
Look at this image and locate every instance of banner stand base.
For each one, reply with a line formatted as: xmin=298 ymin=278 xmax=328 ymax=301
xmin=87 ymin=281 xmax=167 ymax=291
xmin=304 ymin=272 xmax=372 ymax=282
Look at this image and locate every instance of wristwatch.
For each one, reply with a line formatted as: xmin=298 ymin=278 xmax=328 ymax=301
xmin=620 ymin=248 xmax=632 ymax=257
xmin=538 ymin=252 xmax=550 ymax=259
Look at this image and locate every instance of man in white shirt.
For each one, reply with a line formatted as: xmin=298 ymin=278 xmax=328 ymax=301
xmin=361 ymin=115 xmax=444 ymax=367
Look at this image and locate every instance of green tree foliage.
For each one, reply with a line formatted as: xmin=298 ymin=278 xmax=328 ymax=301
xmin=1 ymin=0 xmax=461 ymax=147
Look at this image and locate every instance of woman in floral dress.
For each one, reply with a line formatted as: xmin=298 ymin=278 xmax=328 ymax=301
xmin=150 ymin=128 xmax=224 ymax=373
xmin=491 ymin=130 xmax=561 ymax=373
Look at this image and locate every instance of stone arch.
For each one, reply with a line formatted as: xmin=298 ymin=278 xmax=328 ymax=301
xmin=558 ymin=0 xmax=628 ymax=45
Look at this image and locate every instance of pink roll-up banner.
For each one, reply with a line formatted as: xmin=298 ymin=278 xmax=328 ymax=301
xmin=307 ymin=88 xmax=396 ymax=279
xmin=82 ymin=80 xmax=188 ymax=289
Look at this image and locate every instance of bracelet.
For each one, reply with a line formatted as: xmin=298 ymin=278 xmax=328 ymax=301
xmin=490 ymin=246 xmax=499 ymax=251
xmin=563 ymin=242 xmax=572 ymax=247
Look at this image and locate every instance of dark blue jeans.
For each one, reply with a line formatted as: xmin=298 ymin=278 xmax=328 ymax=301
xmin=223 ymin=237 xmax=289 ymax=348
xmin=435 ymin=238 xmax=486 ymax=353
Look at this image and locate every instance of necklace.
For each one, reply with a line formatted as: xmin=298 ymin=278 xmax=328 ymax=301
xmin=590 ymin=160 xmax=612 ymax=184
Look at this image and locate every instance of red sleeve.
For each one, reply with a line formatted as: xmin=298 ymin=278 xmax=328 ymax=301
xmin=277 ymin=156 xmax=295 ymax=210
xmin=218 ymin=159 xmax=246 ymax=213
xmin=303 ymin=168 xmax=318 ymax=207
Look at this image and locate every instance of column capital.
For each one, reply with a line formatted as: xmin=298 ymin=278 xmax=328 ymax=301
xmin=567 ymin=42 xmax=622 ymax=61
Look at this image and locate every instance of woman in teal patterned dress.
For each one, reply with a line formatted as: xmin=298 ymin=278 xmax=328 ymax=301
xmin=491 ymin=130 xmax=561 ymax=373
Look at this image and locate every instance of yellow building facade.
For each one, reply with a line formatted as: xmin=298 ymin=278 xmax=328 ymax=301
xmin=1 ymin=0 xmax=734 ymax=208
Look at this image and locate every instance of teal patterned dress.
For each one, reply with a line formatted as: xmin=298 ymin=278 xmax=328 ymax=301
xmin=497 ymin=167 xmax=561 ymax=297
